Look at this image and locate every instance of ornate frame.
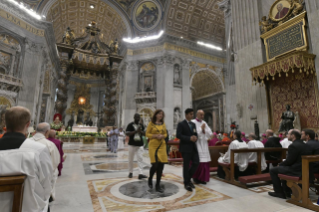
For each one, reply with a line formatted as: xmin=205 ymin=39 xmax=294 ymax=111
xmin=269 ymin=0 xmax=293 ymax=22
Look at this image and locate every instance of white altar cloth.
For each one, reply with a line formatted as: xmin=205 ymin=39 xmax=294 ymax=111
xmin=72 ymin=126 xmax=98 ymax=133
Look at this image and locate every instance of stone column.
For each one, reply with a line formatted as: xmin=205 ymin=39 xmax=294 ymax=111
xmin=55 ymin=59 xmax=69 ymax=121
xmin=181 ymin=59 xmax=191 ymax=115
xmin=103 ymin=64 xmax=118 ymax=126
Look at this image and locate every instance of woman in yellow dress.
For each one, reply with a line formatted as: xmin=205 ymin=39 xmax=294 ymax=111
xmin=146 ymin=109 xmax=168 ymax=193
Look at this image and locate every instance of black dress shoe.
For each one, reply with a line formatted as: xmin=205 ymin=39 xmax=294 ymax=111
xmin=156 ymin=185 xmax=164 ymax=193
xmin=268 ymin=192 xmax=286 ymax=199
xmin=284 ymin=191 xmax=291 ymax=199
xmin=148 ymin=178 xmax=153 ymax=189
xmin=189 ymin=182 xmax=195 ymax=189
xmin=128 ymin=173 xmax=133 ymax=178
xmin=200 ymin=181 xmax=207 ymax=185
xmin=138 ymin=174 xmax=147 ymax=180
xmin=193 ymin=179 xmax=201 ymax=184
xmin=184 ymin=184 xmax=193 ymax=192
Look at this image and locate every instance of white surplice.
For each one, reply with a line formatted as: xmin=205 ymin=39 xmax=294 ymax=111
xmin=118 ymin=131 xmax=125 ymax=150
xmin=218 ymin=140 xmax=249 ymax=171
xmin=191 ymin=119 xmax=213 ymax=162
xmin=280 ymin=138 xmax=292 ymax=148
xmin=247 ymin=140 xmax=267 ymax=171
xmin=0 ymin=139 xmax=53 ymax=212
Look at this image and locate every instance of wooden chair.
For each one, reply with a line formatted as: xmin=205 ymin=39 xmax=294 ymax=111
xmin=0 ymin=175 xmax=26 ymax=212
xmin=209 ymin=146 xmax=228 ymax=173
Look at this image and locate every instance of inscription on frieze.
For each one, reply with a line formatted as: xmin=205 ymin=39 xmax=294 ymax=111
xmin=266 ymin=22 xmax=305 ymax=60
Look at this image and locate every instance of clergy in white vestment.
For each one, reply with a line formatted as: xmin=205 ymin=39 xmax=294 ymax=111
xmin=30 ymin=122 xmax=61 ymax=200
xmin=247 ymin=133 xmax=267 ymax=171
xmin=191 ymin=110 xmax=213 ymax=184
xmin=281 ymin=130 xmax=292 ymax=149
xmin=0 ymin=106 xmax=53 ymax=212
xmin=118 ymin=128 xmax=126 ymax=150
xmin=218 ymin=130 xmax=249 ymax=178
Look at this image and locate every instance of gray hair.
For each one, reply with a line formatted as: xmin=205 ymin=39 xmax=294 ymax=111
xmin=36 ymin=122 xmax=50 ymax=134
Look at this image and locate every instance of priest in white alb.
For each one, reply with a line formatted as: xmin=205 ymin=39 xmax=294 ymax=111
xmin=247 ymin=133 xmax=267 ymax=171
xmin=191 ymin=110 xmax=213 ymax=184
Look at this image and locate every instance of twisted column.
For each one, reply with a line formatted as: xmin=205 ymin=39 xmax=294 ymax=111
xmin=55 ymin=60 xmax=69 ymax=120
xmin=103 ymin=68 xmax=118 ymax=126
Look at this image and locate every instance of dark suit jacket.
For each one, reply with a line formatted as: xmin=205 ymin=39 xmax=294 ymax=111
xmin=306 ymin=140 xmax=319 ymax=173
xmin=264 ymin=137 xmax=282 ymax=160
xmin=279 ymin=140 xmax=313 ymax=177
xmin=176 ymin=120 xmax=198 ymax=153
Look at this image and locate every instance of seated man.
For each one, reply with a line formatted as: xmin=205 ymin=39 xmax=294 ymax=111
xmin=247 ymin=133 xmax=267 ymax=171
xmin=48 ymin=130 xmax=64 ymax=176
xmin=0 ymin=106 xmax=53 ymax=211
xmin=264 ymin=129 xmax=282 ymax=162
xmin=30 ymin=123 xmax=60 ymax=201
xmin=302 ymin=129 xmax=319 ymax=174
xmin=217 ymin=130 xmax=248 ymax=179
xmin=269 ymin=130 xmax=312 ymax=199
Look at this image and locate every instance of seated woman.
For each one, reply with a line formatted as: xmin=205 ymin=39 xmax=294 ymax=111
xmin=217 ymin=130 xmax=249 ymax=179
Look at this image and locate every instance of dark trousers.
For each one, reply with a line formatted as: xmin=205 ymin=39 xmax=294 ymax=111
xmin=182 ymin=151 xmax=199 ymax=185
xmin=270 ymin=166 xmax=292 ymax=194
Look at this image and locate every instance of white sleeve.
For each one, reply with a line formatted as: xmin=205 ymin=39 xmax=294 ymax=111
xmin=50 ymin=143 xmax=61 ymax=169
xmin=39 ymin=148 xmax=54 ymax=200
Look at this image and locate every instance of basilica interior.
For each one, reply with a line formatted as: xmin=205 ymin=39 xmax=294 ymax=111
xmin=1 ymin=0 xmax=319 ymax=211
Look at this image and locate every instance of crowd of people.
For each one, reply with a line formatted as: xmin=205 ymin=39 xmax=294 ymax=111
xmin=0 ymin=106 xmax=65 ymax=212
xmin=1 ymin=105 xmax=319 ymax=211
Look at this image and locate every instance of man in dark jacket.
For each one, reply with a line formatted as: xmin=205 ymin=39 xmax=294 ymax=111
xmin=264 ymin=129 xmax=282 ymax=161
xmin=268 ymin=130 xmax=313 ymax=199
xmin=176 ymin=108 xmax=198 ymax=192
xmin=302 ymin=129 xmax=319 ymax=174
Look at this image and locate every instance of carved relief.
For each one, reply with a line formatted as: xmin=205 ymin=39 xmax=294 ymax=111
xmin=0 ymin=52 xmax=11 ymax=69
xmin=139 ymin=62 xmax=156 ymax=92
xmin=0 ymin=34 xmax=21 ymax=52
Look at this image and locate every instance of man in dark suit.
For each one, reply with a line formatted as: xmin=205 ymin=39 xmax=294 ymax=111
xmin=302 ymin=129 xmax=319 ymax=174
xmin=264 ymin=129 xmax=282 ymax=161
xmin=269 ymin=130 xmax=313 ymax=199
xmin=176 ymin=108 xmax=198 ymax=192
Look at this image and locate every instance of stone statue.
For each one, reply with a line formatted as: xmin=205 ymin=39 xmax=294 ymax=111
xmin=291 ymin=0 xmax=304 ymax=16
xmin=278 ymin=104 xmax=295 ymax=132
xmin=174 ymin=108 xmax=181 ymax=128
xmin=109 ymin=39 xmax=119 ymax=55
xmin=62 ymin=27 xmax=76 ymax=45
xmin=293 ymin=111 xmax=301 ymax=131
xmin=259 ymin=16 xmax=274 ymax=33
xmin=174 ymin=64 xmax=181 ymax=84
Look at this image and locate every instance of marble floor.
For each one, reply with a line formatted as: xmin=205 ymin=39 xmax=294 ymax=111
xmin=51 ymin=143 xmax=314 ymax=212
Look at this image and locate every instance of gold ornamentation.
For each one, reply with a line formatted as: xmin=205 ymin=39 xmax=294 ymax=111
xmin=66 ymin=85 xmax=96 ymax=116
xmin=62 ymin=27 xmax=76 ymax=45
xmin=250 ymin=51 xmax=315 ymax=83
xmin=0 ymin=97 xmax=11 ymax=108
xmin=259 ymin=16 xmax=274 ymax=33
xmin=291 ymin=0 xmax=304 ymax=16
xmin=261 ymin=12 xmax=307 ymax=61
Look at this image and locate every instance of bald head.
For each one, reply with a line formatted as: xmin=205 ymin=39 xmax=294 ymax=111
xmin=266 ymin=129 xmax=273 ymax=138
xmin=248 ymin=133 xmax=257 ymax=141
xmin=36 ymin=122 xmax=50 ymax=138
xmin=5 ymin=106 xmax=31 ymax=133
xmin=196 ymin=110 xmax=204 ymax=121
xmin=49 ymin=130 xmax=56 ymax=138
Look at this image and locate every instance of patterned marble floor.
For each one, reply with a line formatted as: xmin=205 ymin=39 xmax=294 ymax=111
xmin=50 ymin=143 xmax=314 ymax=212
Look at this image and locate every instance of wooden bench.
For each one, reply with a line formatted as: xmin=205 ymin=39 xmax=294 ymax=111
xmin=279 ymin=155 xmax=319 ymax=211
xmin=0 ymin=175 xmax=26 ymax=212
xmin=209 ymin=146 xmax=228 ymax=173
xmin=218 ymin=147 xmax=287 ymax=188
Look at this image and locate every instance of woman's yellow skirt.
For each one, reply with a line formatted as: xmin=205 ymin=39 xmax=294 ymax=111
xmin=148 ymin=139 xmax=168 ymax=164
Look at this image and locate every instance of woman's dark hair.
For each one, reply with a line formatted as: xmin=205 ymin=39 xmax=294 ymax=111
xmin=234 ymin=130 xmax=243 ymax=142
xmin=151 ymin=109 xmax=165 ymax=124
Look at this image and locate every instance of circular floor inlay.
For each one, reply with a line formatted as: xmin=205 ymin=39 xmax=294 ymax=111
xmin=119 ymin=181 xmax=179 ymax=199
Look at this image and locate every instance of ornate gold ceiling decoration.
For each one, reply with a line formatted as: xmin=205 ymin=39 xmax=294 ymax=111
xmin=166 ymin=0 xmax=225 ymax=45
xmin=46 ymin=0 xmax=128 ymax=45
xmin=191 ymin=70 xmax=223 ymax=100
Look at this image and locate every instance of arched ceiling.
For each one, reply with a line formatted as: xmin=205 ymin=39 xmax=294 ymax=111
xmin=191 ymin=70 xmax=223 ymax=100
xmin=17 ymin=0 xmax=225 ymax=46
xmin=166 ymin=0 xmax=225 ymax=46
xmin=46 ymin=0 xmax=129 ymax=45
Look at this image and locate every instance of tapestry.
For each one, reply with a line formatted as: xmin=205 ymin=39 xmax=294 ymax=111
xmin=269 ymin=71 xmax=319 ymax=131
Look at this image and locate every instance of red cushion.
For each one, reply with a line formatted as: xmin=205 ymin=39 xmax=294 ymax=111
xmin=210 ymin=167 xmax=218 ymax=172
xmin=278 ymin=174 xmax=301 ymax=182
xmin=238 ymin=173 xmax=271 ymax=184
xmin=314 ymin=173 xmax=319 ymax=179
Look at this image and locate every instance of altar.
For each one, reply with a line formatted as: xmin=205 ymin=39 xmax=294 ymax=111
xmin=72 ymin=126 xmax=98 ymax=133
